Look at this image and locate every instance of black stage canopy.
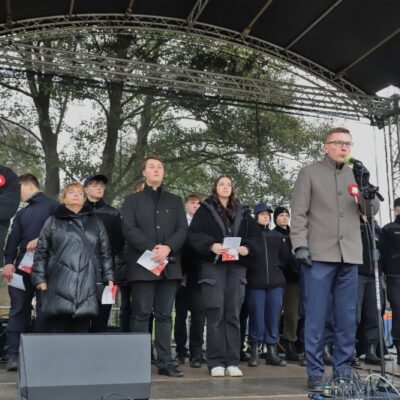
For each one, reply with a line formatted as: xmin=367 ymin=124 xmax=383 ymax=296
xmin=0 ymin=0 xmax=399 ymax=121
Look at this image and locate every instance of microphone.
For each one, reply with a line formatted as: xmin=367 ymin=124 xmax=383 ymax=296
xmin=344 ymin=154 xmax=363 ymax=167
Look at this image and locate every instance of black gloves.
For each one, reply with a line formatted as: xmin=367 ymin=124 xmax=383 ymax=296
xmin=295 ymin=247 xmax=312 ymax=267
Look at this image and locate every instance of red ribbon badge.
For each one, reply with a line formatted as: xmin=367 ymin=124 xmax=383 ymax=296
xmin=0 ymin=175 xmax=6 ymax=187
xmin=348 ymin=183 xmax=360 ymax=204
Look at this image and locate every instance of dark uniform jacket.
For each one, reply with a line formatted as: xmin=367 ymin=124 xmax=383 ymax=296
xmin=4 ymin=192 xmax=58 ymax=272
xmin=122 ymin=184 xmax=187 ymax=281
xmin=0 ymin=165 xmax=20 ymax=228
xmin=380 ymin=215 xmax=400 ymax=276
xmin=31 ymin=205 xmax=114 ymax=318
xmin=247 ymin=224 xmax=289 ymax=289
xmin=187 ymin=197 xmax=261 ymax=268
xmin=0 ymin=165 xmax=20 ymax=266
xmin=274 ymin=225 xmax=299 ymax=282
xmin=359 ymin=218 xmax=382 ymax=277
xmin=84 ymin=198 xmax=125 ymax=258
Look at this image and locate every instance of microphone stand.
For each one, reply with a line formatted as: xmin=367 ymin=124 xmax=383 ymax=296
xmin=360 ymin=182 xmax=394 ymax=394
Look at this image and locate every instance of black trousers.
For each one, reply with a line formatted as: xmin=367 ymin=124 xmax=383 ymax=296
xmin=386 ymin=275 xmax=400 ymax=343
xmin=174 ymin=285 xmax=189 ymax=356
xmin=0 ymin=224 xmax=8 ymax=268
xmin=5 ymin=279 xmax=48 ymax=359
xmin=130 ymin=280 xmax=178 ymax=366
xmin=356 ymin=275 xmax=384 ymax=346
xmin=200 ymin=262 xmax=247 ymax=369
xmin=90 ymin=303 xmax=112 ymax=332
xmin=174 ymin=285 xmax=206 ymax=358
xmin=49 ymin=315 xmax=91 ymax=333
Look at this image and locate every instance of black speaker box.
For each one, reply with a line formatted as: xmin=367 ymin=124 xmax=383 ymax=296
xmin=17 ymin=333 xmax=151 ymax=400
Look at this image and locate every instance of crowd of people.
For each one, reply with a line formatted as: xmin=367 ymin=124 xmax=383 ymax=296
xmin=0 ymin=126 xmax=400 ymax=391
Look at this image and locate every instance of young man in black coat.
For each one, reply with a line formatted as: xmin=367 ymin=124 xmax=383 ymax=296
xmin=0 ymin=165 xmax=20 ymax=268
xmin=83 ymin=174 xmax=125 ymax=332
xmin=2 ymin=174 xmax=58 ymax=371
xmin=122 ymin=156 xmax=187 ymax=377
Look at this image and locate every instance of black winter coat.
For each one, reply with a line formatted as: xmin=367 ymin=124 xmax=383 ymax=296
xmin=274 ymin=225 xmax=299 ymax=282
xmin=380 ymin=216 xmax=400 ymax=276
xmin=247 ymin=224 xmax=289 ymax=290
xmin=0 ymin=165 xmax=20 ymax=228
xmin=359 ymin=218 xmax=382 ymax=277
xmin=84 ymin=199 xmax=125 ymax=258
xmin=122 ymin=184 xmax=188 ymax=281
xmin=31 ymin=205 xmax=114 ymax=318
xmin=4 ymin=192 xmax=59 ymax=268
xmin=187 ymin=197 xmax=261 ymax=267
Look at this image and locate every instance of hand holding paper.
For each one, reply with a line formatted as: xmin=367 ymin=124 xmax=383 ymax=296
xmin=137 ymin=250 xmax=168 ymax=276
xmin=221 ymin=237 xmax=242 ymax=262
xmin=18 ymin=251 xmax=35 ymax=274
xmin=101 ymin=284 xmax=118 ymax=305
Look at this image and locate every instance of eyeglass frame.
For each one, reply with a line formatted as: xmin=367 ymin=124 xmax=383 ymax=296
xmin=325 ymin=140 xmax=354 ymax=148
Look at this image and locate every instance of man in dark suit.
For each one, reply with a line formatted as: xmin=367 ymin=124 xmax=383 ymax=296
xmin=122 ymin=156 xmax=187 ymax=377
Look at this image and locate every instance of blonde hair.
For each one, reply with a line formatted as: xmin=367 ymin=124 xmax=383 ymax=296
xmin=324 ymin=127 xmax=351 ymax=143
xmin=59 ymin=182 xmax=85 ymax=204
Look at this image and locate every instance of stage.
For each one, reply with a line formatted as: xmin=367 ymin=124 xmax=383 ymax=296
xmin=2 ymin=356 xmax=400 ymax=400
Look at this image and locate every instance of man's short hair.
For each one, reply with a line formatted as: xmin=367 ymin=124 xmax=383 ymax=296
xmin=18 ymin=174 xmax=40 ymax=189
xmin=185 ymin=193 xmax=202 ymax=203
xmin=142 ymin=155 xmax=164 ymax=171
xmin=394 ymin=197 xmax=400 ymax=208
xmin=324 ymin=127 xmax=351 ymax=143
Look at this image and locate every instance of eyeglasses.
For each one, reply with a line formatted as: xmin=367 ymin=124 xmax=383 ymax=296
xmin=325 ymin=140 xmax=353 ymax=148
xmin=66 ymin=191 xmax=84 ymax=196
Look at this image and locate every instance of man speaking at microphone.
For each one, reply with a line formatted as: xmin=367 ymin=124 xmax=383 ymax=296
xmin=290 ymin=127 xmax=379 ymax=391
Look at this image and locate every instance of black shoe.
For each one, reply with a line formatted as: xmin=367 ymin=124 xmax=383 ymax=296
xmin=6 ymin=358 xmax=17 ymax=371
xmin=248 ymin=343 xmax=260 ymax=367
xmin=351 ymin=353 xmax=361 ymax=367
xmin=365 ymin=344 xmax=381 ymax=365
xmin=323 ymin=344 xmax=333 ymax=366
xmin=158 ymin=366 xmax=184 ymax=377
xmin=190 ymin=357 xmax=202 ymax=368
xmin=307 ymin=376 xmax=322 ymax=392
xmin=283 ymin=340 xmax=301 ymax=361
xmin=240 ymin=349 xmax=251 ymax=362
xmin=300 ymin=357 xmax=307 ymax=367
xmin=394 ymin=342 xmax=400 ymax=365
xmin=175 ymin=354 xmax=186 ymax=365
xmin=265 ymin=344 xmax=287 ymax=367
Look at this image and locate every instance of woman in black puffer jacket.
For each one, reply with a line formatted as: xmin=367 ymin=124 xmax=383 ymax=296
xmin=188 ymin=175 xmax=261 ymax=378
xmin=32 ymin=182 xmax=114 ymax=333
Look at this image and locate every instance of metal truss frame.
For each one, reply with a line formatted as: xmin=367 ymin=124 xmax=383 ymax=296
xmin=0 ymin=13 xmax=395 ymax=122
xmin=385 ymin=98 xmax=400 ymax=208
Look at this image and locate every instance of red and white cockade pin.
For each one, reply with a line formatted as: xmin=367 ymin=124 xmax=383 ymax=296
xmin=0 ymin=175 xmax=6 ymax=187
xmin=348 ymin=183 xmax=360 ymax=204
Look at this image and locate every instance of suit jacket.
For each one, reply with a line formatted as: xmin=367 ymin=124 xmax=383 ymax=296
xmin=122 ymin=184 xmax=187 ymax=281
xmin=290 ymin=155 xmax=379 ymax=264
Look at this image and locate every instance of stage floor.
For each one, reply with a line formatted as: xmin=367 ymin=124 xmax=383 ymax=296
xmin=2 ymin=355 xmax=400 ymax=400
